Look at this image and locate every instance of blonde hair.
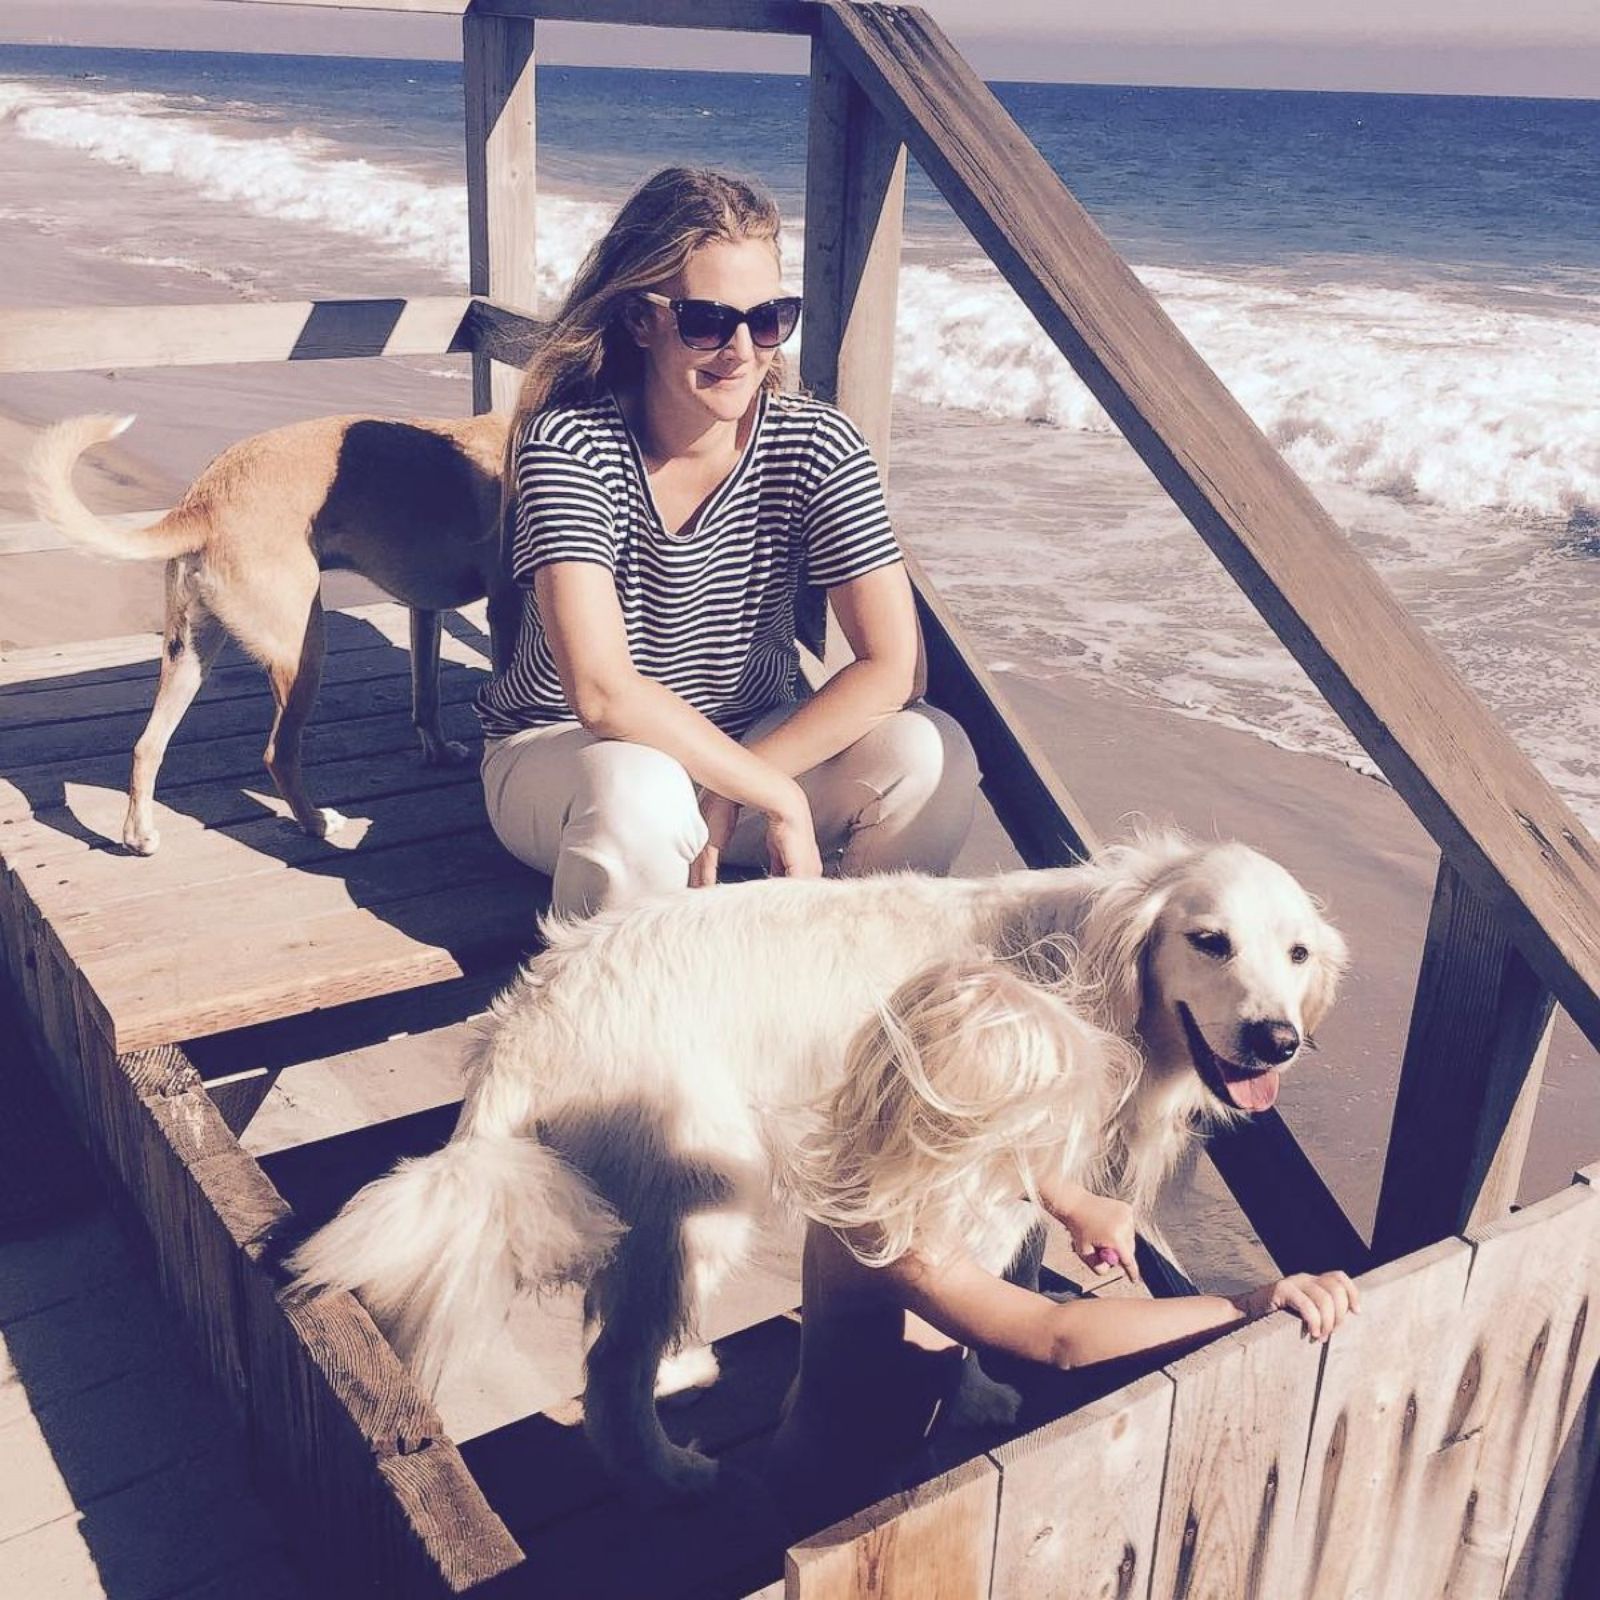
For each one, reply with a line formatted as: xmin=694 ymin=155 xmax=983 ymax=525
xmin=779 ymin=959 xmax=1138 ymax=1269
xmin=508 ymin=166 xmax=787 ymax=450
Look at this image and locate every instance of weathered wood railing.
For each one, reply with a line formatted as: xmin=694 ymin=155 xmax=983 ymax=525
xmin=4 ymin=0 xmax=1600 ymax=1591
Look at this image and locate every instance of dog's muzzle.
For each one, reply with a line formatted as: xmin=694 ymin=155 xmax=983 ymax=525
xmin=1178 ymin=1003 xmax=1286 ymax=1113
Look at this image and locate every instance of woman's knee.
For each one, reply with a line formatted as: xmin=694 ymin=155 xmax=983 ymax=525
xmin=557 ymin=741 xmax=707 ymax=912
xmin=829 ymin=704 xmax=980 ymax=875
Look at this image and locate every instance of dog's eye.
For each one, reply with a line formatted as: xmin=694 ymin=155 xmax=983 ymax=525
xmin=1289 ymin=943 xmax=1310 ymax=965
xmin=1186 ymin=930 xmax=1232 ymax=960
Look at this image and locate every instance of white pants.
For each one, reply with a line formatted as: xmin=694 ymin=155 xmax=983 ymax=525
xmin=481 ymin=700 xmax=980 ymax=917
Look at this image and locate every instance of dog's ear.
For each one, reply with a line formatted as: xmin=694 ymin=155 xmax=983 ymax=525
xmin=1076 ymin=867 xmax=1173 ymax=1037
xmin=1302 ymin=920 xmax=1350 ymax=1037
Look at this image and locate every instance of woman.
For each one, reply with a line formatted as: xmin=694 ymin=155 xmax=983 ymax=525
xmin=477 ymin=167 xmax=979 ymax=916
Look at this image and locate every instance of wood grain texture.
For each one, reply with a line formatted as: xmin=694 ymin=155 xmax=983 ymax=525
xmin=988 ymin=1370 xmax=1173 ymax=1600
xmin=800 ymin=33 xmax=905 ymax=467
xmin=1149 ymin=1310 xmax=1323 ymax=1600
xmin=61 ymin=1020 xmax=523 ymax=1595
xmin=817 ymin=1 xmax=1600 ymax=1049
xmin=464 ymin=8 xmax=538 ymax=414
xmin=1373 ymin=858 xmax=1558 ymax=1261
xmin=1287 ymin=1237 xmax=1473 ymax=1600
xmin=0 ymin=297 xmax=475 ymax=374
xmin=787 ymin=1455 xmax=999 ymax=1599
xmin=1374 ymin=1182 xmax=1600 ymax=1599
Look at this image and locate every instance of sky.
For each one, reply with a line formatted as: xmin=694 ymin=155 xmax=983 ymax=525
xmin=2 ymin=1 xmax=1599 ymax=97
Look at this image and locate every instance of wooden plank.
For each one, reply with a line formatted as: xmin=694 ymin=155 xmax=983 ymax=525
xmin=0 ymin=656 xmax=481 ymax=768
xmin=1148 ymin=1308 xmax=1323 ymax=1600
xmin=71 ymin=873 xmax=536 ymax=1052
xmin=1373 ymin=858 xmax=1557 ymax=1261
xmin=800 ymin=33 xmax=906 ymax=468
xmin=0 ymin=297 xmax=475 ymax=374
xmin=1204 ymin=1110 xmax=1372 ymax=1277
xmin=9 ymin=768 xmax=496 ymax=922
xmin=219 ymin=0 xmax=820 ymax=30
xmin=464 ymin=296 xmax=546 ymax=370
xmin=465 ymin=7 xmax=539 ymax=414
xmin=1286 ymin=1236 xmax=1474 ymax=1600
xmin=1493 ymin=1180 xmax=1600 ymax=1600
xmin=818 ymin=2 xmax=1600 ymax=1049
xmin=787 ymin=1455 xmax=999 ymax=1599
xmin=987 ymin=1370 xmax=1173 ymax=1600
xmin=0 ymin=508 xmax=167 ymax=557
xmin=0 ymin=635 xmax=480 ymax=731
xmin=80 ymin=1031 xmax=522 ymax=1596
xmin=55 ymin=825 xmax=517 ymax=961
xmin=1370 ymin=1182 xmax=1600 ymax=1599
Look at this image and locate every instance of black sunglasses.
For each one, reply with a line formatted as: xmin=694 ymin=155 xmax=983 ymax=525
xmin=640 ymin=291 xmax=802 ymax=351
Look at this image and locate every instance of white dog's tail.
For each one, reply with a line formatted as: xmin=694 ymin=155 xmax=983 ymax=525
xmin=27 ymin=414 xmax=207 ymax=561
xmin=285 ymin=1133 xmax=623 ymax=1393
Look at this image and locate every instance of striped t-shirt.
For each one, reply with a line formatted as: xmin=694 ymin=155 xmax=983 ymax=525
xmin=476 ymin=390 xmax=904 ymax=740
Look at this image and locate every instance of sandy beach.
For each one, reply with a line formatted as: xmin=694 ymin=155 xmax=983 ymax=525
xmin=3 ymin=157 xmax=1597 ymax=1311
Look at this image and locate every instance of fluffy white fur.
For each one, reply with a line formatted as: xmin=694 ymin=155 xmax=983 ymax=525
xmin=287 ymin=831 xmax=1346 ymax=1498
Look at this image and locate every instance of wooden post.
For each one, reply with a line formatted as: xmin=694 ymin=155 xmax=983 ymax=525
xmin=1372 ymin=857 xmax=1558 ymax=1262
xmin=464 ymin=4 xmax=538 ymax=415
xmin=800 ymin=32 xmax=905 ymax=467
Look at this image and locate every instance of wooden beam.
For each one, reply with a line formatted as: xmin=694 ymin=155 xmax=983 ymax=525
xmin=800 ymin=32 xmax=905 ymax=467
xmin=465 ymin=296 xmax=546 ymax=369
xmin=464 ymin=6 xmax=538 ymax=414
xmin=817 ymin=2 xmax=1600 ymax=1051
xmin=786 ymin=1456 xmax=999 ymax=1598
xmin=907 ymin=551 xmax=1097 ymax=870
xmin=216 ymin=0 xmax=820 ymax=30
xmin=0 ymin=297 xmax=476 ymax=374
xmin=1206 ymin=1109 xmax=1373 ymax=1277
xmin=1372 ymin=858 xmax=1558 ymax=1261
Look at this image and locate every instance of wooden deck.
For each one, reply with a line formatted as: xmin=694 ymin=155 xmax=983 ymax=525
xmin=0 ymin=601 xmax=537 ymax=1054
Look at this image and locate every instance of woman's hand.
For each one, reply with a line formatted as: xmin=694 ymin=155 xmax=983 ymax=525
xmin=1043 ymin=1186 xmax=1141 ymax=1284
xmin=1232 ymin=1271 xmax=1360 ymax=1341
xmin=689 ymin=790 xmax=742 ymax=889
xmin=765 ymin=794 xmax=823 ymax=880
xmin=689 ymin=786 xmax=822 ymax=886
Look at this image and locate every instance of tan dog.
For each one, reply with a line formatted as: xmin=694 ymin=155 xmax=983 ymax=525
xmin=28 ymin=411 xmax=516 ymax=854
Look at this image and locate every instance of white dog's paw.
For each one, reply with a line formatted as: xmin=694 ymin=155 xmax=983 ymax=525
xmin=650 ymin=1443 xmax=720 ymax=1503
xmin=655 ymin=1343 xmax=721 ymax=1406
xmin=307 ymin=807 xmax=349 ymax=839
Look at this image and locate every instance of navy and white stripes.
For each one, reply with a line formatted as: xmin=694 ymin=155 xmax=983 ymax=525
xmin=476 ymin=390 xmax=903 ymax=740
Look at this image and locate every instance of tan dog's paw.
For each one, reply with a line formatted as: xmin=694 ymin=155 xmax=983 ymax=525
xmin=417 ymin=730 xmax=471 ymax=768
xmin=123 ymin=820 xmax=160 ymax=856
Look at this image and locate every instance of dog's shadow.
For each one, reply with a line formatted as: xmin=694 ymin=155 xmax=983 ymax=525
xmin=1 ymin=603 xmax=544 ymax=970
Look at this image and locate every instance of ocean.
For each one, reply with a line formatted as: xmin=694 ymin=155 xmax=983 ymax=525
xmin=2 ymin=45 xmax=1598 ymax=830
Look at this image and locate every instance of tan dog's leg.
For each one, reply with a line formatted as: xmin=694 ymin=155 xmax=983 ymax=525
xmin=486 ymin=578 xmax=521 ymax=678
xmin=124 ymin=558 xmax=226 ymax=856
xmin=408 ymin=608 xmax=469 ymax=767
xmin=263 ymin=591 xmax=345 ymax=839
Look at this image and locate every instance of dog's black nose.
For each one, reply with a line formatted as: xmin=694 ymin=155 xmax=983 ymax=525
xmin=1243 ymin=1020 xmax=1301 ymax=1064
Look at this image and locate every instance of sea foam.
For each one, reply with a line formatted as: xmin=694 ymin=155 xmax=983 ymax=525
xmin=3 ymin=73 xmax=1597 ymax=526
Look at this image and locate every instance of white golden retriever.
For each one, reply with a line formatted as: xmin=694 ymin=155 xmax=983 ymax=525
xmin=288 ymin=832 xmax=1346 ymax=1497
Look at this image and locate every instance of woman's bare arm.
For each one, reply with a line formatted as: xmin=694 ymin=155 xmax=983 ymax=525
xmin=533 ymin=560 xmax=818 ymax=871
xmin=744 ymin=563 xmax=922 ymax=778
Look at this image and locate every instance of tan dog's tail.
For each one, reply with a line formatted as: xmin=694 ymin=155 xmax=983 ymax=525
xmin=27 ymin=414 xmax=206 ymax=561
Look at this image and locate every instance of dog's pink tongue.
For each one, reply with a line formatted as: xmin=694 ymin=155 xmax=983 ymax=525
xmin=1228 ymin=1068 xmax=1281 ymax=1113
